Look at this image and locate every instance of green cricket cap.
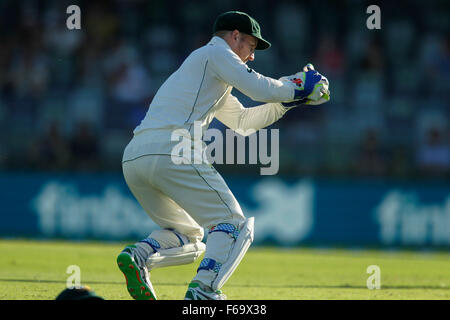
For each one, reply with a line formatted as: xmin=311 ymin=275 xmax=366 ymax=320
xmin=55 ymin=286 xmax=104 ymax=300
xmin=213 ymin=11 xmax=271 ymax=50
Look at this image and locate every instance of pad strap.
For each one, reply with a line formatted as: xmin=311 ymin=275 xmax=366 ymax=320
xmin=138 ymin=238 xmax=161 ymax=252
xmin=197 ymin=258 xmax=222 ymax=273
xmin=209 ymin=223 xmax=240 ymax=240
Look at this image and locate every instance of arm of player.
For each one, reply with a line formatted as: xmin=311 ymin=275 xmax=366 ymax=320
xmin=215 ymin=94 xmax=288 ymax=136
xmin=208 ymin=43 xmax=295 ymax=103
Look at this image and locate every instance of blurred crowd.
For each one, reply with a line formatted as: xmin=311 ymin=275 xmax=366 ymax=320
xmin=0 ymin=0 xmax=448 ymax=179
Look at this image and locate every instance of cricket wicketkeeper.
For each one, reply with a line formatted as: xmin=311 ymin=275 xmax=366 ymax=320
xmin=117 ymin=11 xmax=330 ymax=300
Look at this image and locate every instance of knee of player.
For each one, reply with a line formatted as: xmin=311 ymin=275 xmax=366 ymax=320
xmin=208 ymin=216 xmax=252 ymax=240
xmin=149 ymin=229 xmax=189 ymax=249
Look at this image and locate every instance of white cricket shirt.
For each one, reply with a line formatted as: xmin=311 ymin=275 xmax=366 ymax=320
xmin=123 ymin=36 xmax=295 ymax=162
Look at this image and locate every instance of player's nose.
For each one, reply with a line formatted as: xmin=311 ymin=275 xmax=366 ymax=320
xmin=248 ymin=52 xmax=255 ymax=61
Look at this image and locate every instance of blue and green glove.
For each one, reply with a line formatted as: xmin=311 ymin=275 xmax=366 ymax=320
xmin=280 ymin=64 xmax=330 ymax=108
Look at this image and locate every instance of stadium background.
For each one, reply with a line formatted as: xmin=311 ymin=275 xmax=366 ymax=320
xmin=0 ymin=0 xmax=448 ymax=248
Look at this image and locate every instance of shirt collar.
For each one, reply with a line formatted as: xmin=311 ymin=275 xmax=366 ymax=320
xmin=211 ymin=36 xmax=230 ymax=49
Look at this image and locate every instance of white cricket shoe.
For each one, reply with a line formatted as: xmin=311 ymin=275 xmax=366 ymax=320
xmin=117 ymin=245 xmax=157 ymax=300
xmin=184 ymin=282 xmax=227 ymax=300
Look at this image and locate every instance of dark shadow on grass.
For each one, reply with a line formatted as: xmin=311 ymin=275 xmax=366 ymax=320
xmin=0 ymin=278 xmax=448 ymax=290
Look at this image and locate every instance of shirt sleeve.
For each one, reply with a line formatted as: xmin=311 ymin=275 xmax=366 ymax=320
xmin=214 ymin=94 xmax=288 ymax=136
xmin=208 ymin=42 xmax=295 ymax=103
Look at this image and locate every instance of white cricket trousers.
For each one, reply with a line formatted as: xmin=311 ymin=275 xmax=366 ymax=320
xmin=122 ymin=154 xmax=246 ymax=244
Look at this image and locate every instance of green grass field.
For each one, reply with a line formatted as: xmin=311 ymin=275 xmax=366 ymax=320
xmin=0 ymin=239 xmax=449 ymax=300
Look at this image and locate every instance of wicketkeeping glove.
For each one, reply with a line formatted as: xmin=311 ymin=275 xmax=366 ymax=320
xmin=280 ymin=64 xmax=330 ymax=108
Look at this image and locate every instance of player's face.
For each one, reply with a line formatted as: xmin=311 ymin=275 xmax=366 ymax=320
xmin=232 ymin=32 xmax=257 ymax=63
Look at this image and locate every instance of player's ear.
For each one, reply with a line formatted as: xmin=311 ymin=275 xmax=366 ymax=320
xmin=231 ymin=29 xmax=240 ymax=41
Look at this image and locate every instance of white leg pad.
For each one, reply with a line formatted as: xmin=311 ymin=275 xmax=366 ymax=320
xmin=146 ymin=241 xmax=206 ymax=270
xmin=211 ymin=217 xmax=254 ymax=291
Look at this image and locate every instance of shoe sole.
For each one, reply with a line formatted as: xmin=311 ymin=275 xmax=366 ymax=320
xmin=117 ymin=252 xmax=157 ymax=300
